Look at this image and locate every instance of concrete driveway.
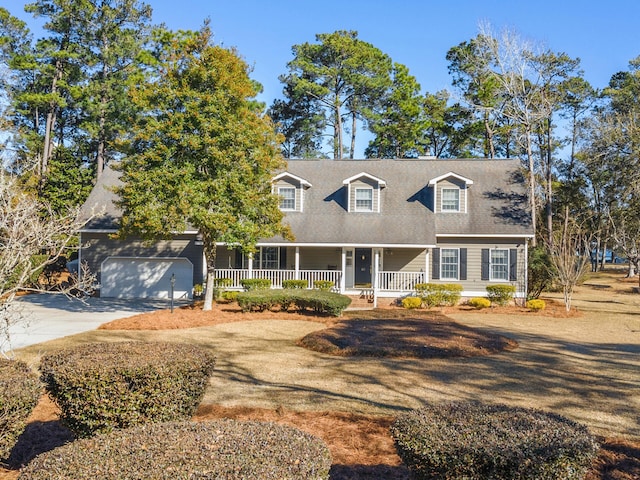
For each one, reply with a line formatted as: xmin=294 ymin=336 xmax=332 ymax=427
xmin=4 ymin=294 xmax=178 ymax=353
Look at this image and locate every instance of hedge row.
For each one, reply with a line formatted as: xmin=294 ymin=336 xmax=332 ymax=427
xmin=391 ymin=401 xmax=599 ymax=480
xmin=40 ymin=342 xmax=215 ymax=437
xmin=0 ymin=359 xmax=40 ymax=461
xmin=18 ymin=419 xmax=331 ymax=480
xmin=237 ymin=289 xmax=351 ymax=316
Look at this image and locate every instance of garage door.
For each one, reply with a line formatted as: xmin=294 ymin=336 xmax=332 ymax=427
xmin=101 ymin=257 xmax=193 ymax=299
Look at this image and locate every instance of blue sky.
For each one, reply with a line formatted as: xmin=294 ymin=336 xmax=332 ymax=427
xmin=5 ymin=0 xmax=640 ymax=155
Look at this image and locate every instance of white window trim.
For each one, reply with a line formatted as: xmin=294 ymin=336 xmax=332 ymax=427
xmin=354 ymin=187 xmax=374 ymax=212
xmin=278 ymin=186 xmax=296 ymax=211
xmin=441 ymin=187 xmax=461 ymax=212
xmin=440 ymin=247 xmax=460 ymax=281
xmin=489 ymin=248 xmax=510 ymax=282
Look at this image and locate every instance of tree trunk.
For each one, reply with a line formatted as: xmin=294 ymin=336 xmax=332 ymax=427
xmin=525 ymin=130 xmax=537 ymax=247
xmin=202 ymin=236 xmax=217 ymax=311
xmin=350 ymin=111 xmax=356 ymax=159
xmin=335 ymin=105 xmax=343 ymax=159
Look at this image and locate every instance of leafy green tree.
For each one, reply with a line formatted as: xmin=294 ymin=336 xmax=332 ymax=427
xmin=268 ymin=83 xmax=326 ymax=158
xmin=75 ymin=0 xmax=152 ymax=179
xmin=277 ymin=30 xmax=393 ymax=159
xmin=365 ymin=63 xmax=424 ymax=158
xmin=116 ymin=26 xmax=290 ymax=311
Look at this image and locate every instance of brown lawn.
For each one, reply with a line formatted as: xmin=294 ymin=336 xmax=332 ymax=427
xmin=2 ymin=276 xmax=639 ymax=479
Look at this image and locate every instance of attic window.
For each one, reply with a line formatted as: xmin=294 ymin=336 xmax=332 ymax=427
xmin=278 ymin=187 xmax=296 ymax=211
xmin=441 ymin=188 xmax=460 ymax=212
xmin=355 ymin=188 xmax=373 ymax=211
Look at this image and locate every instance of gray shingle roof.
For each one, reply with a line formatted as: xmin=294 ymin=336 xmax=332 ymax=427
xmin=81 ymin=158 xmax=533 ymax=243
xmin=263 ymin=158 xmax=532 ymax=245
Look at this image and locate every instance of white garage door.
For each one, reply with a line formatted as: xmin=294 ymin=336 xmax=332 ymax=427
xmin=101 ymin=257 xmax=193 ymax=299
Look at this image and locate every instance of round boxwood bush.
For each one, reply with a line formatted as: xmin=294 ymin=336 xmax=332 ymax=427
xmin=0 ymin=359 xmax=41 ymax=461
xmin=40 ymin=342 xmax=215 ymax=438
xmin=527 ymin=298 xmax=546 ymax=311
xmin=18 ymin=419 xmax=332 ymax=479
xmin=468 ymin=297 xmax=491 ymax=309
xmin=391 ymin=401 xmax=599 ymax=480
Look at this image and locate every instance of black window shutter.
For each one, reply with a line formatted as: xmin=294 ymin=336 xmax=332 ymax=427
xmin=509 ymin=249 xmax=518 ymax=281
xmin=481 ymin=249 xmax=490 ymax=281
xmin=432 ymin=248 xmax=440 ymax=280
xmin=460 ymin=248 xmax=467 ymax=280
xmin=280 ymin=247 xmax=287 ymax=269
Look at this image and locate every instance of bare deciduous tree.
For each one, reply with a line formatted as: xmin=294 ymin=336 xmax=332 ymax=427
xmin=547 ymin=207 xmax=591 ymax=311
xmin=0 ymin=174 xmax=96 ymax=356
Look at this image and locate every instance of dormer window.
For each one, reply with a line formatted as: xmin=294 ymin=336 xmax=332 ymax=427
xmin=272 ymin=172 xmax=312 ymax=212
xmin=441 ymin=188 xmax=460 ymax=212
xmin=429 ymin=172 xmax=473 ymax=214
xmin=278 ymin=187 xmax=296 ymax=211
xmin=343 ymin=172 xmax=386 ymax=213
xmin=355 ymin=188 xmax=373 ymax=211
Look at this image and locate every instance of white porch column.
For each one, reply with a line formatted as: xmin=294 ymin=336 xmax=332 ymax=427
xmin=340 ymin=249 xmax=346 ymax=293
xmin=77 ymin=232 xmax=83 ymax=284
xmin=295 ymin=247 xmax=300 ymax=280
xmin=248 ymin=254 xmax=254 ymax=278
xmin=373 ymin=248 xmax=380 ymax=308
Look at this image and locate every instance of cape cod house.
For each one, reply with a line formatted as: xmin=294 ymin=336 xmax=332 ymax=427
xmin=79 ymin=158 xmax=533 ymax=301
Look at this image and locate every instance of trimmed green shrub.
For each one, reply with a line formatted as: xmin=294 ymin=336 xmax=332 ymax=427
xmin=0 ymin=359 xmax=41 ymax=460
xmin=415 ymin=283 xmax=462 ymax=307
xmin=282 ymin=279 xmax=308 ymax=289
xmin=391 ymin=401 xmax=599 ymax=480
xmin=527 ymin=299 xmax=546 ymax=311
xmin=241 ymin=278 xmax=271 ymax=290
xmin=40 ymin=342 xmax=215 ymax=438
xmin=486 ymin=284 xmax=516 ymax=306
xmin=213 ymin=277 xmax=233 ymax=287
xmin=221 ymin=290 xmax=239 ymax=302
xmin=401 ymin=297 xmax=422 ymax=309
xmin=468 ymin=297 xmax=491 ymax=309
xmin=313 ymin=280 xmax=334 ymax=291
xmin=18 ymin=419 xmax=332 ymax=480
xmin=237 ymin=289 xmax=351 ymax=316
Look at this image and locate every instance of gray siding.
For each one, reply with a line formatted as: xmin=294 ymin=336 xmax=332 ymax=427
xmin=383 ymin=248 xmax=426 ymax=272
xmin=431 ymin=237 xmax=526 ymax=295
xmin=80 ymin=232 xmax=204 ymax=286
xmin=299 ymin=247 xmax=341 ymax=270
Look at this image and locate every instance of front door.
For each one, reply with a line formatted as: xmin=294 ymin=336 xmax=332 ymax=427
xmin=354 ymin=248 xmax=372 ymax=286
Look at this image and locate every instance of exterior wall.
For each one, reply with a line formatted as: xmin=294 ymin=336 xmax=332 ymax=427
xmin=80 ymin=232 xmax=204 ymax=287
xmin=347 ymin=177 xmax=381 ymax=212
xmin=434 ymin=178 xmax=467 ymax=213
xmin=382 ymin=248 xmax=426 ymax=272
xmin=431 ymin=237 xmax=527 ymax=296
xmin=299 ymin=247 xmax=342 ymax=270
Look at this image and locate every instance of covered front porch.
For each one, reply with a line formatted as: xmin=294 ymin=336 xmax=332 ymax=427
xmin=213 ymin=245 xmax=428 ymax=297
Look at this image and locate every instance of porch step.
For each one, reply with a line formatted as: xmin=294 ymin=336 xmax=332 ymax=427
xmin=345 ymin=290 xmax=375 ymax=310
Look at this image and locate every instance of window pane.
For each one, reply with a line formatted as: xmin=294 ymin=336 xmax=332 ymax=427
xmin=442 ymin=188 xmax=460 ymax=211
xmin=491 ymin=249 xmax=509 ymax=280
xmin=441 ymin=248 xmax=458 ymax=280
xmin=279 ymin=187 xmax=296 ymax=210
xmin=355 ymin=188 xmax=373 ymax=211
xmin=260 ymin=247 xmax=279 ymax=269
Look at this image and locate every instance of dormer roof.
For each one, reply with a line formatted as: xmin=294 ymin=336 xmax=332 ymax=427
xmin=428 ymin=172 xmax=474 ymax=186
xmin=273 ymin=172 xmax=312 ymax=188
xmin=342 ymin=172 xmax=387 ymax=188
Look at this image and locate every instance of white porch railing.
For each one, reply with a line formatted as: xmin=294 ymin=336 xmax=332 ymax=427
xmin=214 ymin=269 xmax=341 ymax=289
xmin=377 ymin=271 xmax=425 ymax=292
